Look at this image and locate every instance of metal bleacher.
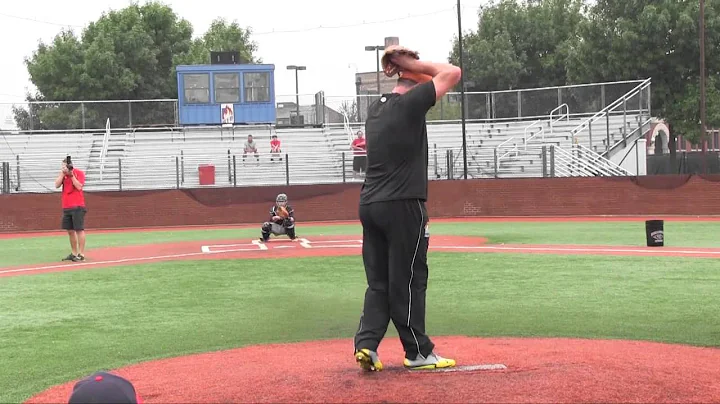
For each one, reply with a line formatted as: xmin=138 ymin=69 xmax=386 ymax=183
xmin=0 ymin=79 xmax=652 ymax=193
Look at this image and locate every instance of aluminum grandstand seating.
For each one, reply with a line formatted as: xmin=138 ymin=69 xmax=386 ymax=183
xmin=0 ymin=80 xmax=651 ymax=192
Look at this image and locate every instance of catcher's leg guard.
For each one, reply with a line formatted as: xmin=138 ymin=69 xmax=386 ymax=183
xmin=260 ymin=222 xmax=272 ymax=242
xmin=284 ymin=218 xmax=296 ymax=240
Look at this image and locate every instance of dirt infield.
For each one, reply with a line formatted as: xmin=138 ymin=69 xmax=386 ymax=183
xmin=26 ymin=336 xmax=720 ymax=403
xmin=3 ymin=234 xmax=720 ymax=278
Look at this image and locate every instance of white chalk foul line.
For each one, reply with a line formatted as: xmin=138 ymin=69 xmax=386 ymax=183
xmin=438 ymin=245 xmax=720 ymax=255
xmin=252 ymin=239 xmax=269 ymax=250
xmin=299 ymin=238 xmax=313 ymax=249
xmin=0 ymin=251 xmax=222 ymax=275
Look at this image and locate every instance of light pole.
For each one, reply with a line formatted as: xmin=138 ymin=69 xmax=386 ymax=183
xmin=286 ymin=65 xmax=306 ymax=121
xmin=365 ymin=45 xmax=385 ymax=95
xmin=456 ymin=0 xmax=468 ymax=179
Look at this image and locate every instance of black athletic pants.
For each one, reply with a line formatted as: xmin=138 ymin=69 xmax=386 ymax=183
xmin=354 ymin=198 xmax=434 ymax=360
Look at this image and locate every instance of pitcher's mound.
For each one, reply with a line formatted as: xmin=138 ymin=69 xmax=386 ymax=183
xmin=26 ymin=336 xmax=720 ymax=403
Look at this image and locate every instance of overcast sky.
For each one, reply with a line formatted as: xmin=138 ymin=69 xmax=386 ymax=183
xmin=0 ymin=0 xmax=483 ymax=109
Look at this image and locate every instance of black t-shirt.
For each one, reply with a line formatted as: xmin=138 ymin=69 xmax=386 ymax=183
xmin=359 ymin=80 xmax=437 ymax=205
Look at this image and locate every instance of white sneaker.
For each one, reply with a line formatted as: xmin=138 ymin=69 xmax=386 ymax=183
xmin=403 ymin=352 xmax=456 ymax=370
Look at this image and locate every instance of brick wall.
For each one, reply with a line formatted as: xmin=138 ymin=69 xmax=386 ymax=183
xmin=2 ymin=175 xmax=719 ymax=232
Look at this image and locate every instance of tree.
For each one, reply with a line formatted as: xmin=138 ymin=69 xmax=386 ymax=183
xmin=338 ymin=100 xmax=359 ymax=122
xmin=173 ymin=18 xmax=260 ymax=66
xmin=567 ymin=0 xmax=720 ymax=143
xmin=15 ymin=2 xmax=259 ymax=131
xmin=448 ymin=0 xmax=585 ymax=118
xmin=427 ymin=96 xmax=463 ymax=121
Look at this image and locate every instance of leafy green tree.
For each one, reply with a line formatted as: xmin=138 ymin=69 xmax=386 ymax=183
xmin=567 ymin=0 xmax=720 ymax=143
xmin=15 ymin=2 xmax=259 ymax=131
xmin=427 ymin=96 xmax=463 ymax=121
xmin=449 ymin=0 xmax=585 ymax=118
xmin=173 ymin=18 xmax=260 ymax=66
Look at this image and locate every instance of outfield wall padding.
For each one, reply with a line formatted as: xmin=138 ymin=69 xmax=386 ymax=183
xmin=2 ymin=175 xmax=720 ymax=232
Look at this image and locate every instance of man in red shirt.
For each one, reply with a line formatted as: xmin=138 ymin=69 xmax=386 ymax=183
xmin=351 ymin=130 xmax=367 ymax=178
xmin=270 ymin=134 xmax=282 ymax=162
xmin=54 ymin=156 xmax=87 ymax=262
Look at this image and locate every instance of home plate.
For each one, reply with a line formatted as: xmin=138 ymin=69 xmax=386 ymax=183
xmin=274 ymin=245 xmax=296 ymax=249
xmin=409 ymin=364 xmax=508 ymax=373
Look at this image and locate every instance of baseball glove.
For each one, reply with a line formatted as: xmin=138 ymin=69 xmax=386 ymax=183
xmin=381 ymin=45 xmax=420 ymax=77
xmin=277 ymin=206 xmax=289 ymax=219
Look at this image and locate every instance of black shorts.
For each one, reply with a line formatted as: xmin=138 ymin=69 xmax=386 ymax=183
xmin=62 ymin=207 xmax=87 ymax=231
xmin=353 ymin=155 xmax=367 ymax=172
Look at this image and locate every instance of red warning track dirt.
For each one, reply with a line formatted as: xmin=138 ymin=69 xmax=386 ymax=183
xmin=4 ymin=235 xmax=720 ymax=278
xmin=25 ymin=336 xmax=720 ymax=403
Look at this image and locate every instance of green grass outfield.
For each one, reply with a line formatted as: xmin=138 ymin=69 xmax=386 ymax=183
xmin=1 ymin=220 xmax=719 ymax=402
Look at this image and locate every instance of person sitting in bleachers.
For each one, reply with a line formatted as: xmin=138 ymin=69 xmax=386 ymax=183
xmin=270 ymin=134 xmax=282 ymax=162
xmin=243 ymin=134 xmax=260 ymax=165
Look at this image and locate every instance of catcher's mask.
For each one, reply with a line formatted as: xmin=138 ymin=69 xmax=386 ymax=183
xmin=276 ymin=193 xmax=288 ymax=207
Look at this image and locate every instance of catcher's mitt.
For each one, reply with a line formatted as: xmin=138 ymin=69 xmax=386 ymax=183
xmin=277 ymin=206 xmax=289 ymax=219
xmin=381 ymin=45 xmax=420 ymax=77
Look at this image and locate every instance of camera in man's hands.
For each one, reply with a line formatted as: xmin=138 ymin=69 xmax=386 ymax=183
xmin=65 ymin=155 xmax=74 ymax=172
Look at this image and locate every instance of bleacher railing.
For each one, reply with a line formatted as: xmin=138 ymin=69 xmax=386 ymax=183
xmin=548 ymin=144 xmax=631 ymax=177
xmin=99 ymin=119 xmax=111 ymax=180
xmin=1 ymin=142 xmax=639 ymax=194
xmin=1 ymin=80 xmax=646 ymax=132
xmin=569 ymin=78 xmax=652 ymax=153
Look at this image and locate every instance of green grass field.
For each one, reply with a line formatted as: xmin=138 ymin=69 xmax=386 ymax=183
xmin=1 ymin=220 xmax=719 ymax=402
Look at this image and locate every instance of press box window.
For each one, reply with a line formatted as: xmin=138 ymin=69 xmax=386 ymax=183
xmin=183 ymin=74 xmax=210 ymax=104
xmin=244 ymin=72 xmax=270 ymax=103
xmin=214 ymin=73 xmax=240 ymax=103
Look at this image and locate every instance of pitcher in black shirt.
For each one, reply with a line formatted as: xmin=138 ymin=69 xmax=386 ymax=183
xmin=353 ymin=50 xmax=462 ymax=371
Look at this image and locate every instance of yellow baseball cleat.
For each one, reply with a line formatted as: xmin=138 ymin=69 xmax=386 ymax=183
xmin=403 ymin=352 xmax=456 ymax=370
xmin=355 ymin=349 xmax=383 ymax=372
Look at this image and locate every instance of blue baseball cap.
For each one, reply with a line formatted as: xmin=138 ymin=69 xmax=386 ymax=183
xmin=68 ymin=371 xmax=142 ymax=404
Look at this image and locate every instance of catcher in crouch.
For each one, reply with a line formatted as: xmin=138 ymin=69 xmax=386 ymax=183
xmin=260 ymin=193 xmax=297 ymax=242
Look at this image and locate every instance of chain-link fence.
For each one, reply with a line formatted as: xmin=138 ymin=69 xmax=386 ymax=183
xmin=1 ymin=100 xmax=178 ymax=132
xmin=0 ymin=80 xmax=646 ymax=131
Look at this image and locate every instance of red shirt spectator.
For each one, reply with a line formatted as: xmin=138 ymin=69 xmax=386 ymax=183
xmin=62 ymin=169 xmax=86 ymax=209
xmin=351 ymin=130 xmax=367 ymax=176
xmin=270 ymin=134 xmax=283 ymax=162
xmin=352 ymin=132 xmax=366 ymax=155
xmin=54 ymin=156 xmax=88 ymax=262
xmin=271 ymin=136 xmax=281 ymax=153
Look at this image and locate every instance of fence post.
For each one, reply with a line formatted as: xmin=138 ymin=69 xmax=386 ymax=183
xmin=434 ymin=144 xmax=438 ymax=179
xmin=342 ymin=152 xmax=346 ymax=183
xmin=623 ymin=98 xmax=628 ymax=137
xmin=175 ymin=156 xmax=180 ymax=189
xmin=128 ymin=101 xmax=133 ymax=128
xmin=606 ymin=113 xmax=610 ymax=152
xmin=486 ymin=93 xmax=492 ymax=119
xmin=493 ymin=148 xmax=499 ymax=178
xmin=445 ymin=150 xmax=450 ymax=180
xmin=118 ymin=158 xmax=123 ymax=191
xmin=227 ymin=150 xmax=232 ymax=183
xmin=16 ymin=155 xmax=20 ymax=191
xmin=541 ymin=146 xmax=547 ymax=177
xmin=180 ymin=150 xmax=185 ymax=184
xmin=449 ymin=149 xmax=454 ymax=180
xmin=2 ymin=162 xmax=9 ymax=194
xmin=588 ymin=121 xmax=593 ymax=150
xmin=517 ymin=90 xmax=522 ymax=118
xmin=81 ymin=102 xmax=86 ymax=130
xmin=550 ymin=146 xmax=556 ymax=177
xmin=285 ymin=154 xmax=290 ymax=186
xmin=232 ymin=155 xmax=237 ymax=187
